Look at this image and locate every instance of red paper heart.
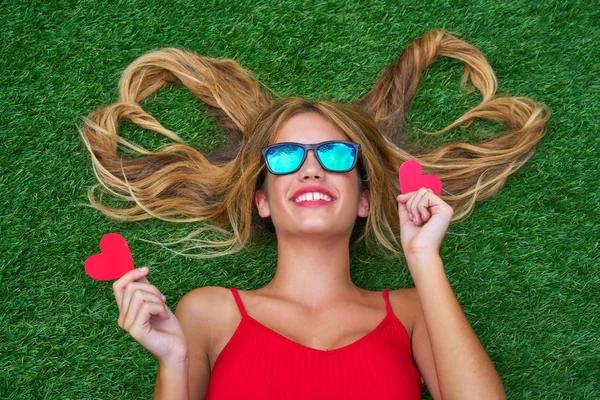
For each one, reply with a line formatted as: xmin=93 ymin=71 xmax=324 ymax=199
xmin=399 ymin=160 xmax=442 ymax=195
xmin=85 ymin=233 xmax=134 ymax=281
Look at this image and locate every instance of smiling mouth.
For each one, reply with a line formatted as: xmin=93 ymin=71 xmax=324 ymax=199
xmin=292 ymin=192 xmax=335 ymax=202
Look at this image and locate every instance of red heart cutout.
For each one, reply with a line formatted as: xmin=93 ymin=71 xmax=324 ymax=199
xmin=85 ymin=233 xmax=134 ymax=281
xmin=399 ymin=160 xmax=443 ymax=195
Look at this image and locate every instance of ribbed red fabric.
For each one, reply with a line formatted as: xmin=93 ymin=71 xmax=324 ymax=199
xmin=204 ymin=287 xmax=422 ymax=399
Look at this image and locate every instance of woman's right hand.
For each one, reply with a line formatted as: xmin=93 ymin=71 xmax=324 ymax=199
xmin=113 ymin=267 xmax=188 ymax=365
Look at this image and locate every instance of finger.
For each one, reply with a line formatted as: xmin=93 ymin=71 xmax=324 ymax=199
xmin=406 ymin=190 xmax=421 ymax=218
xmin=408 ymin=188 xmax=429 ymax=223
xmin=397 ymin=191 xmax=419 ymax=206
xmin=397 ymin=198 xmax=411 ymax=225
xmin=413 ymin=188 xmax=434 ymax=224
xmin=397 ymin=193 xmax=418 ymax=225
xmin=127 ymin=300 xmax=169 ymax=342
xmin=124 ymin=290 xmax=169 ymax=330
xmin=122 ymin=290 xmax=168 ymax=331
xmin=113 ymin=267 xmax=150 ymax=310
xmin=120 ymin=288 xmax=163 ymax=329
xmin=137 ymin=276 xmax=150 ymax=284
xmin=121 ymin=281 xmax=165 ymax=322
xmin=417 ymin=190 xmax=434 ymax=222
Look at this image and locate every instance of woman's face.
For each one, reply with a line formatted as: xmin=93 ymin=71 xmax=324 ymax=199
xmin=255 ymin=112 xmax=370 ymax=239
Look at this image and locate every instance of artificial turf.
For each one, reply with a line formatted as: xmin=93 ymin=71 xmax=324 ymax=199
xmin=1 ymin=1 xmax=598 ymax=398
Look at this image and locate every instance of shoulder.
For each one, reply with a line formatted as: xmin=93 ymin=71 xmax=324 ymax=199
xmin=175 ymin=286 xmax=233 ymax=348
xmin=177 ymin=286 xmax=231 ymax=314
xmin=387 ymin=287 xmax=420 ymax=336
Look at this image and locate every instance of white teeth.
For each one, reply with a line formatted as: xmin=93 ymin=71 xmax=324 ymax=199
xmin=294 ymin=192 xmax=333 ymax=202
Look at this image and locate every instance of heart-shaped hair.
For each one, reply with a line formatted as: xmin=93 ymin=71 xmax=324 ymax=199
xmin=80 ymin=29 xmax=549 ymax=260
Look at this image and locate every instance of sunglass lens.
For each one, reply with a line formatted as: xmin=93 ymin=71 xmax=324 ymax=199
xmin=317 ymin=142 xmax=356 ymax=172
xmin=265 ymin=144 xmax=304 ymax=174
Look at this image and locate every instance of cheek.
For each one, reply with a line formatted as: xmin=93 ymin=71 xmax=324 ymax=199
xmin=267 ymin=176 xmax=292 ymax=205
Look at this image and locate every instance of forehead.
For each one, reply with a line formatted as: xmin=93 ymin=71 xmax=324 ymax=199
xmin=275 ymin=112 xmax=348 ymax=144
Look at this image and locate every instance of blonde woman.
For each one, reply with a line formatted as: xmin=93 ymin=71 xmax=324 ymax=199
xmin=81 ymin=29 xmax=548 ymax=399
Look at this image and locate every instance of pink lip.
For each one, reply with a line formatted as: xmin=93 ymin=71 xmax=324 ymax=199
xmin=293 ymin=200 xmax=333 ymax=207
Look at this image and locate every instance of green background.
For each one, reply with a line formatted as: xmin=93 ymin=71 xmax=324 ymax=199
xmin=2 ymin=1 xmax=598 ymax=398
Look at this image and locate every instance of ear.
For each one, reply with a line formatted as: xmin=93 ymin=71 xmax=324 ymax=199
xmin=255 ymin=188 xmax=271 ymax=218
xmin=357 ymin=189 xmax=370 ymax=218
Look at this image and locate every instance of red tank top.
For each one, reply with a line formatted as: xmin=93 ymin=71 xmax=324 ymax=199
xmin=204 ymin=288 xmax=422 ymax=399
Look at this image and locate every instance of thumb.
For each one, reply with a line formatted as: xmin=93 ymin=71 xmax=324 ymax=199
xmin=136 ymin=267 xmax=151 ymax=284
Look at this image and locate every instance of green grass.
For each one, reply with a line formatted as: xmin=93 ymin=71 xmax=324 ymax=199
xmin=2 ymin=1 xmax=599 ymax=398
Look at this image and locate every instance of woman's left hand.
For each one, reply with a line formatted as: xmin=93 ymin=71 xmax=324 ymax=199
xmin=396 ymin=188 xmax=454 ymax=258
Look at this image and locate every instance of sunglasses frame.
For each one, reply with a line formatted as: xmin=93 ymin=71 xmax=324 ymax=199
xmin=261 ymin=140 xmax=362 ymax=175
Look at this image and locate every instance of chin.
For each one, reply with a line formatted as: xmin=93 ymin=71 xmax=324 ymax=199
xmin=293 ymin=225 xmax=350 ymax=238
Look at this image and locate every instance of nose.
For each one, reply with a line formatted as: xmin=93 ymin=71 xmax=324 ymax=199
xmin=299 ymin=149 xmax=323 ymax=179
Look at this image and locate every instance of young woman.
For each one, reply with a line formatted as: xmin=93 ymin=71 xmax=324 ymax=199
xmin=81 ymin=29 xmax=548 ymax=399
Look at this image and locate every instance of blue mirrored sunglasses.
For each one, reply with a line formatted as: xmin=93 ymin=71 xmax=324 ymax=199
xmin=261 ymin=141 xmax=362 ymax=175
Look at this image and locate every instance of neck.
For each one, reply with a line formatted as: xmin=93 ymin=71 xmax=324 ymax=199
xmin=260 ymin=234 xmax=363 ymax=312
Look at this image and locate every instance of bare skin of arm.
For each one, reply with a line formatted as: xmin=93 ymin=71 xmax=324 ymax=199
xmin=408 ymin=253 xmax=506 ymax=400
xmin=154 ymin=287 xmax=218 ymax=399
xmin=397 ymin=188 xmax=506 ymax=399
xmin=154 ymin=359 xmax=190 ymax=400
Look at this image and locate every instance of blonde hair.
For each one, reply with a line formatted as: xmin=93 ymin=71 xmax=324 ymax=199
xmin=79 ymin=29 xmax=549 ymax=260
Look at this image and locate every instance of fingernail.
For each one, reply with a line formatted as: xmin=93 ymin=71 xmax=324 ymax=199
xmin=141 ymin=266 xmax=148 ymax=272
xmin=161 ymin=294 xmax=166 ymax=301
xmin=409 ymin=213 xmax=413 ymax=220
